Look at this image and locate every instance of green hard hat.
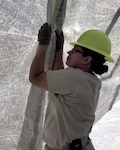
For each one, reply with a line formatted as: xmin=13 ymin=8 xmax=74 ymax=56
xmin=70 ymin=29 xmax=114 ymax=63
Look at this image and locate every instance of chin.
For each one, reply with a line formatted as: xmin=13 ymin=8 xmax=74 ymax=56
xmin=66 ymin=62 xmax=72 ymax=67
xmin=66 ymin=59 xmax=74 ymax=67
xmin=66 ymin=60 xmax=70 ymax=66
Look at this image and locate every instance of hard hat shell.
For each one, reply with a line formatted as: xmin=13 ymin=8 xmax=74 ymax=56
xmin=70 ymin=30 xmax=114 ymax=63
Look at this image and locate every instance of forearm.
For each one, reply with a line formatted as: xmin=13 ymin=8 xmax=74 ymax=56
xmin=29 ymin=44 xmax=48 ymax=80
xmin=52 ymin=49 xmax=64 ymax=70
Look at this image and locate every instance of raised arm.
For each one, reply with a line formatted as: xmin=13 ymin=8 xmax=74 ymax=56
xmin=52 ymin=30 xmax=64 ymax=70
xmin=29 ymin=23 xmax=51 ymax=90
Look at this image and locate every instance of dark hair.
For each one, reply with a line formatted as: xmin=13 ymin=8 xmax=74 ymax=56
xmin=81 ymin=46 xmax=108 ymax=75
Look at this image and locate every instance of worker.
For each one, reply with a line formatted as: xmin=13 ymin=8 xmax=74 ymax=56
xmin=29 ymin=23 xmax=114 ymax=150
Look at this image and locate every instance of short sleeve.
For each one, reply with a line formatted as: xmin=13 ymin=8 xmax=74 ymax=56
xmin=46 ymin=68 xmax=75 ymax=94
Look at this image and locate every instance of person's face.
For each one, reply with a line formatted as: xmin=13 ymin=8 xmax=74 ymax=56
xmin=66 ymin=45 xmax=85 ymax=68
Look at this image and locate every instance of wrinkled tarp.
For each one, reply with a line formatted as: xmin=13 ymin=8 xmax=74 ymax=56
xmin=0 ymin=0 xmax=120 ymax=150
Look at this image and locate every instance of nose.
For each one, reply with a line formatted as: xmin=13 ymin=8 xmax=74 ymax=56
xmin=67 ymin=50 xmax=72 ymax=54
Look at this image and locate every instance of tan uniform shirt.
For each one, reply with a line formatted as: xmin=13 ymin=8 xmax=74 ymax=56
xmin=43 ymin=67 xmax=101 ymax=149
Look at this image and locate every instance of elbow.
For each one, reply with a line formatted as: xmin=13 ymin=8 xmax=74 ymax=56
xmin=29 ymin=69 xmax=37 ymax=84
xmin=29 ymin=75 xmax=33 ymax=84
xmin=29 ymin=74 xmax=36 ymax=84
xmin=29 ymin=72 xmax=48 ymax=90
xmin=29 ymin=74 xmax=39 ymax=86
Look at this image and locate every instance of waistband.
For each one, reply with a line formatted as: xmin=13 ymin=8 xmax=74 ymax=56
xmin=46 ymin=136 xmax=94 ymax=150
xmin=46 ymin=144 xmax=70 ymax=150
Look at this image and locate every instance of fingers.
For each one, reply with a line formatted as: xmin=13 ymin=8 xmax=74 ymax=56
xmin=55 ymin=30 xmax=64 ymax=50
xmin=55 ymin=30 xmax=63 ymax=37
xmin=38 ymin=23 xmax=51 ymax=45
xmin=38 ymin=22 xmax=64 ymax=46
xmin=40 ymin=23 xmax=51 ymax=32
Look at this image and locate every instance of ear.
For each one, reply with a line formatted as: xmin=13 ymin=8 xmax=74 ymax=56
xmin=83 ymin=56 xmax=92 ymax=64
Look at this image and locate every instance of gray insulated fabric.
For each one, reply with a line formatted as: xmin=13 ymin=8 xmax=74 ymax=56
xmin=17 ymin=0 xmax=67 ymax=150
